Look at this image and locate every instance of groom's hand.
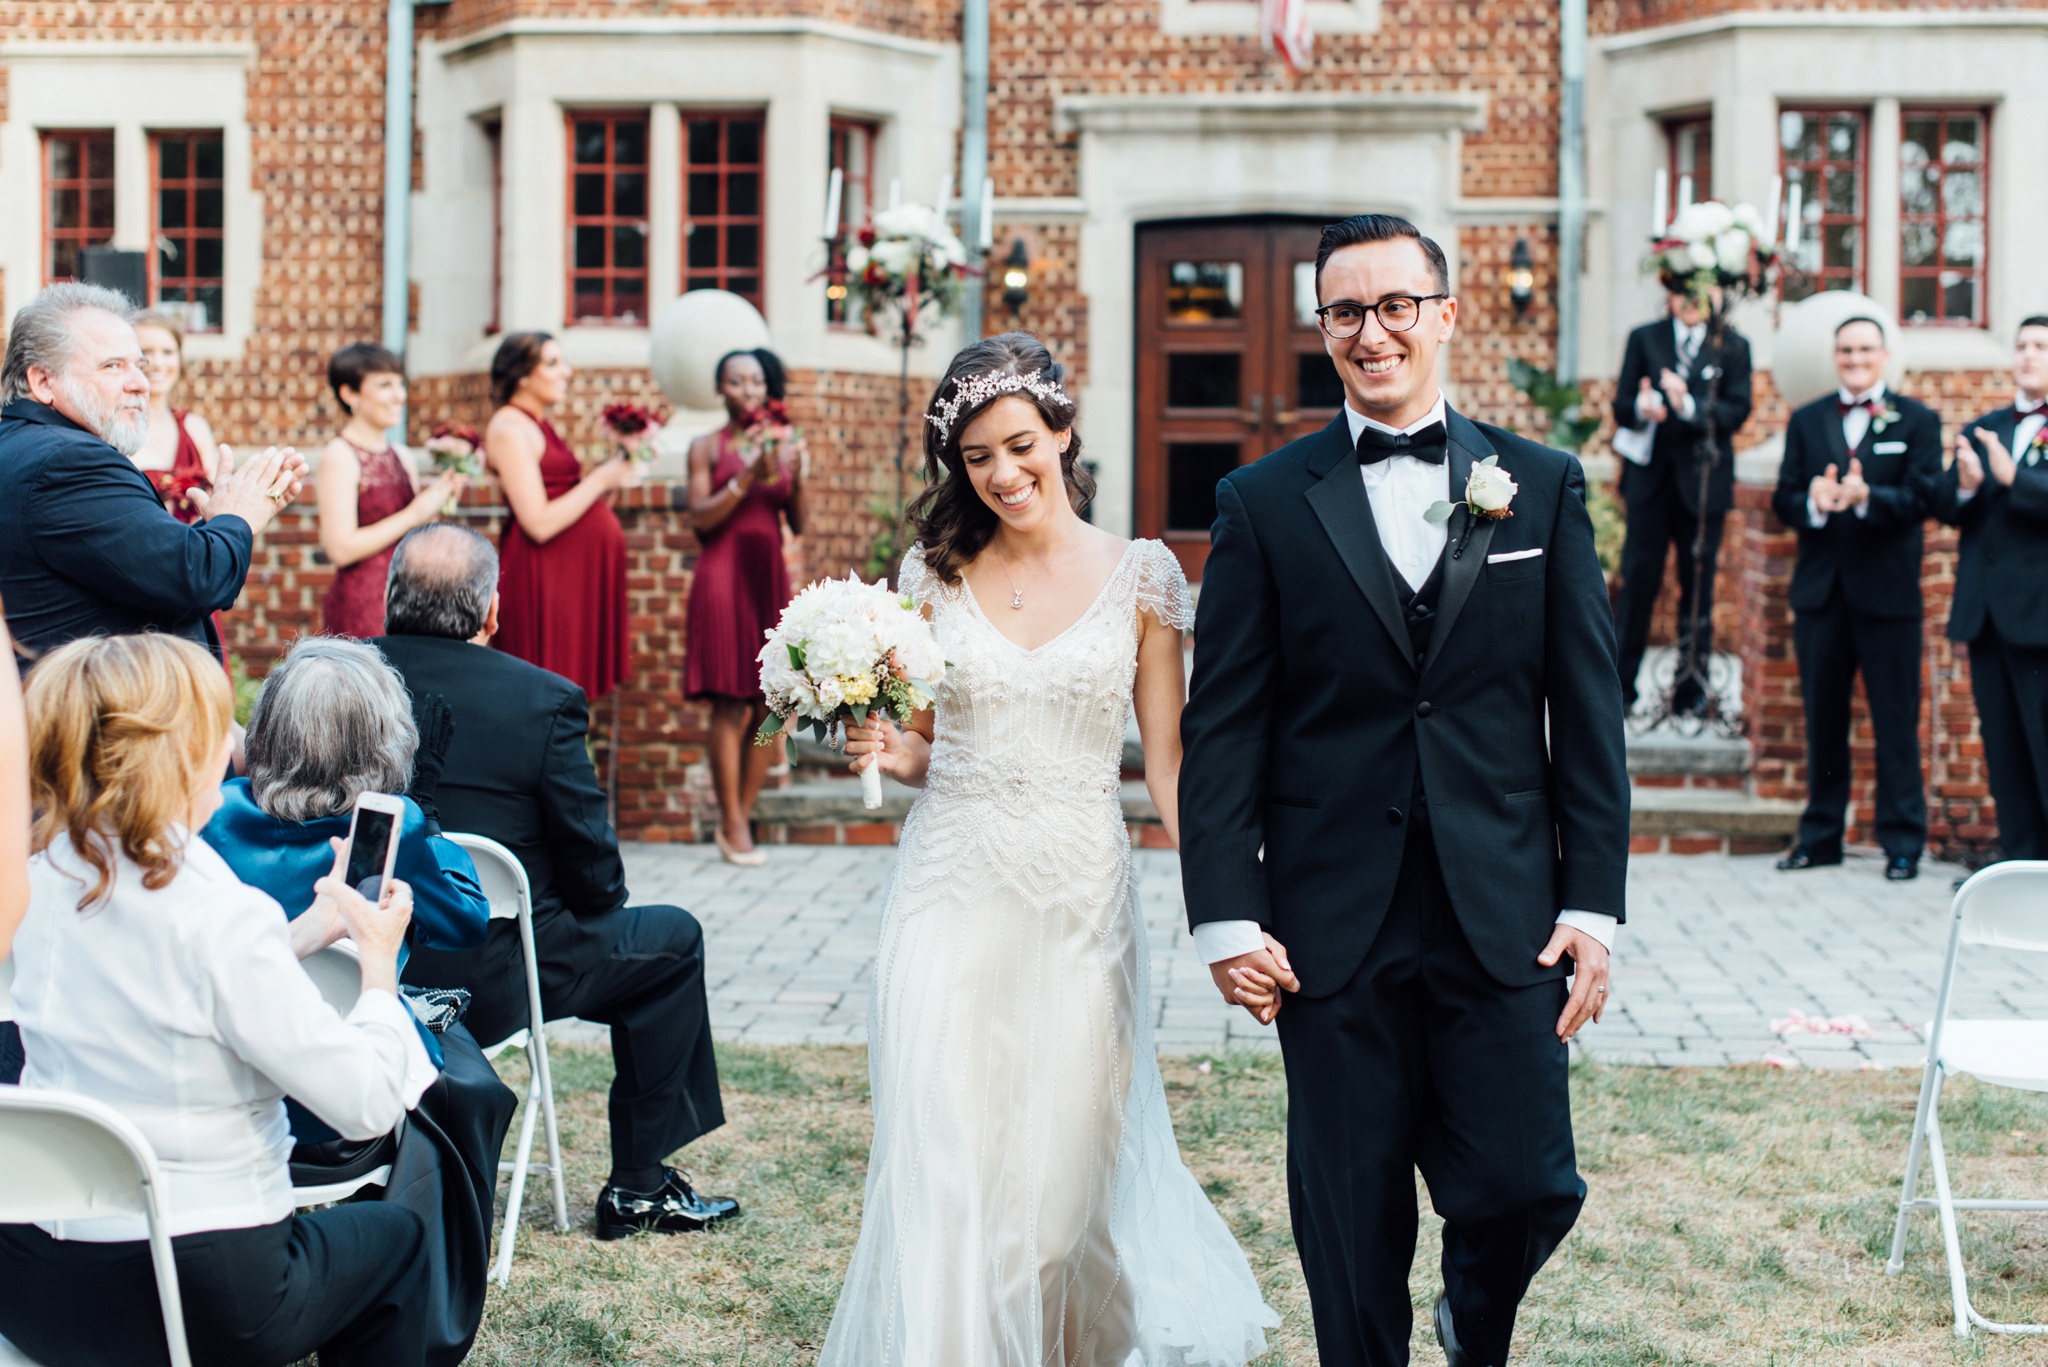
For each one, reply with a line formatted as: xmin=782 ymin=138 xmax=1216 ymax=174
xmin=1209 ymin=934 xmax=1301 ymax=1026
xmin=1538 ymin=926 xmax=1610 ymax=1042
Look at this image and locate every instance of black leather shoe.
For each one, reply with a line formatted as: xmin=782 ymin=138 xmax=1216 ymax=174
xmin=1775 ymin=846 xmax=1841 ymax=872
xmin=1434 ymin=1292 xmax=1477 ymax=1367
xmin=595 ymin=1168 xmax=740 ymax=1240
xmin=1885 ymin=854 xmax=1920 ymax=881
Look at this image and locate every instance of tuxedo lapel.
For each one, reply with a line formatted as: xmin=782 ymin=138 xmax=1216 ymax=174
xmin=1302 ymin=415 xmax=1413 ymax=668
xmin=1423 ymin=411 xmax=1500 ymax=674
xmin=1822 ymin=404 xmax=1850 ymax=467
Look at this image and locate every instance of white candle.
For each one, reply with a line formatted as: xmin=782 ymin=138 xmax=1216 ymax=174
xmin=1677 ymin=173 xmax=1694 ymax=211
xmin=935 ymin=173 xmax=953 ymax=224
xmin=1785 ymin=181 xmax=1804 ymax=259
xmin=1651 ymin=168 xmax=1669 ymax=236
xmin=1764 ymin=174 xmax=1782 ymax=248
xmin=887 ymin=177 xmax=901 ymax=211
xmin=823 ymin=167 xmax=844 ymax=240
xmin=978 ymin=176 xmax=994 ymax=251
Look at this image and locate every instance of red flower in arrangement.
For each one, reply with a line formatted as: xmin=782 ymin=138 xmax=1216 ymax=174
xmin=858 ymin=225 xmax=878 ymax=248
xmin=429 ymin=422 xmax=482 ymax=448
xmin=742 ymin=399 xmax=792 ymax=433
xmin=599 ymin=403 xmax=661 ymax=440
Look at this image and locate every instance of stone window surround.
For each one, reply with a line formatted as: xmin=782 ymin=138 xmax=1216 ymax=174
xmin=410 ymin=18 xmax=962 ymax=384
xmin=0 ymin=41 xmax=263 ymax=362
xmin=1586 ymin=10 xmax=2048 ymax=380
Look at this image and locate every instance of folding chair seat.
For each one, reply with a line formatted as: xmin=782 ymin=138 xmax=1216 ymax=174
xmin=290 ymin=941 xmax=398 ymax=1207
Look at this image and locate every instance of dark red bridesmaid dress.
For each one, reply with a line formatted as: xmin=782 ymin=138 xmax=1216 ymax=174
xmin=685 ymin=428 xmax=794 ymax=702
xmin=494 ymin=409 xmax=629 ymax=698
xmin=321 ymin=442 xmax=414 ymax=639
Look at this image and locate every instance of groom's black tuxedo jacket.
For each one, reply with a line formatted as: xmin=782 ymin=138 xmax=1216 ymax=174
xmin=1179 ymin=409 xmax=1630 ymax=996
xmin=1931 ymin=404 xmax=2048 ymax=648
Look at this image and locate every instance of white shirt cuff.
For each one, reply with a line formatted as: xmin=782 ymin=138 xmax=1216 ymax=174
xmin=1191 ymin=919 xmax=1269 ymax=964
xmin=348 ymin=988 xmax=439 ymax=1111
xmin=1956 ymin=485 xmax=1977 ymax=504
xmin=1806 ymin=496 xmax=1828 ymax=528
xmin=1675 ymin=392 xmax=1697 ymax=422
xmin=1854 ymin=499 xmax=1871 ymax=519
xmin=1555 ymin=910 xmax=1618 ymax=952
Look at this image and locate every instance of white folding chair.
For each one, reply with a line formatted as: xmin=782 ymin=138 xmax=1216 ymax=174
xmin=1887 ymin=860 xmax=2048 ymax=1336
xmin=444 ymin=832 xmax=568 ymax=1283
xmin=291 ymin=941 xmax=397 ymax=1206
xmin=0 ymin=1086 xmax=193 ymax=1367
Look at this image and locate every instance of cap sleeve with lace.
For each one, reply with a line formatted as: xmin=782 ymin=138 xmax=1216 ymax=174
xmin=899 ymin=543 xmax=935 ymax=610
xmin=1131 ymin=539 xmax=1195 ymax=631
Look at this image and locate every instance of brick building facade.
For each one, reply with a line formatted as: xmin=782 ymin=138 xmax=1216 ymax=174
xmin=4 ymin=1 xmax=2046 ymax=852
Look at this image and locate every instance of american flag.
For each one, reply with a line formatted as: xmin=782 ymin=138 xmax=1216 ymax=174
xmin=1260 ymin=0 xmax=1312 ymax=73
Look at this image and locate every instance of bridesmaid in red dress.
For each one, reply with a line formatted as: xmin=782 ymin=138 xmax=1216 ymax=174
xmin=484 ymin=332 xmax=636 ymax=700
xmin=132 ymin=311 xmax=221 ymax=524
xmin=684 ymin=349 xmax=807 ymax=865
xmin=316 ymin=344 xmax=466 ymax=639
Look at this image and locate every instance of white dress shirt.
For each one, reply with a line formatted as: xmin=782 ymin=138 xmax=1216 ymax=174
xmin=1808 ymin=383 xmax=1884 ymax=527
xmin=1190 ymin=395 xmax=1619 ymax=965
xmin=13 ymin=832 xmax=436 ymax=1241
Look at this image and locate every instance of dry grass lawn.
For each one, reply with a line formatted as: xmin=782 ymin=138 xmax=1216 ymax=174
xmin=468 ymin=1045 xmax=2048 ymax=1365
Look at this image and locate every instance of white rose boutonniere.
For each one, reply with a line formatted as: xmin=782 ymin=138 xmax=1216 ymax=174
xmin=1425 ymin=455 xmax=1518 ymax=526
xmin=1871 ymin=405 xmax=1902 ymax=435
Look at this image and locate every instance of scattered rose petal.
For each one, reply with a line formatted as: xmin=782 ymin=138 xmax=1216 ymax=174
xmin=1197 ymin=1061 xmax=1212 ymax=1075
xmin=1762 ymin=1052 xmax=1802 ymax=1069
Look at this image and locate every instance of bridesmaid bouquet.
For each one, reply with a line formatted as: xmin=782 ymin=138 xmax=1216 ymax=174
xmin=754 ymin=575 xmax=946 ymax=809
xmin=599 ymin=403 xmax=664 ymax=468
xmin=741 ymin=399 xmax=807 ymax=479
xmin=424 ymin=424 xmax=482 ymax=514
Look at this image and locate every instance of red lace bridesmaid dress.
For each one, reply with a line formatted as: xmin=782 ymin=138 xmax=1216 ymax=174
xmin=494 ymin=410 xmax=629 ymax=698
xmin=147 ymin=411 xmax=212 ymax=524
xmin=685 ymin=429 xmax=794 ymax=701
xmin=321 ymin=442 xmax=414 ymax=639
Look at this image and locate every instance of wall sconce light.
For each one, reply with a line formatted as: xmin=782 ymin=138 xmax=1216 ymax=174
xmin=1509 ymin=237 xmax=1535 ymax=317
xmin=1002 ymin=238 xmax=1032 ymax=313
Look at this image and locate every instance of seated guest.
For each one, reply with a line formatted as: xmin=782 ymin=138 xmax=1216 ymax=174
xmin=201 ymin=634 xmax=514 ymax=1366
xmin=0 ymin=633 xmax=436 ymax=1367
xmin=377 ymin=523 xmax=739 ymax=1238
xmin=0 ymin=283 xmax=307 ymax=667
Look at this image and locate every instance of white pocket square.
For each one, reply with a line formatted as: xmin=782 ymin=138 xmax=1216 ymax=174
xmin=1487 ymin=548 xmax=1543 ymax=564
xmin=1874 ymin=440 xmax=1908 ymax=454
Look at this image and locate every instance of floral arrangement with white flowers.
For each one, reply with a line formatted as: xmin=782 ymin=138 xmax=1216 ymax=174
xmin=1426 ymin=456 xmax=1518 ymax=527
xmin=1642 ymin=199 xmax=1783 ymax=305
xmin=755 ymin=574 xmax=947 ymax=808
xmin=838 ymin=203 xmax=972 ymax=336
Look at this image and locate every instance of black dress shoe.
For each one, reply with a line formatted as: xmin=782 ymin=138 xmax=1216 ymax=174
xmin=1885 ymin=854 xmax=1920 ymax=881
xmin=595 ymin=1168 xmax=740 ymax=1240
xmin=1434 ymin=1292 xmax=1478 ymax=1367
xmin=1775 ymin=846 xmax=1841 ymax=872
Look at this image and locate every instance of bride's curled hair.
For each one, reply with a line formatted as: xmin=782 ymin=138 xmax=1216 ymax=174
xmin=908 ymin=332 xmax=1093 ymax=584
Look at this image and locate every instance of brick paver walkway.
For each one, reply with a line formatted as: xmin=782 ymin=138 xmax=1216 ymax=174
xmin=574 ymin=844 xmax=2043 ymax=1069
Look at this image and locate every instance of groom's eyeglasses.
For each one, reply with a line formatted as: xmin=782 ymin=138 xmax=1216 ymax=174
xmin=1315 ymin=295 xmax=1448 ymax=339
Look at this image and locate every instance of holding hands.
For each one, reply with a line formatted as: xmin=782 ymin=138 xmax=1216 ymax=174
xmin=1209 ymin=933 xmax=1301 ymax=1025
xmin=192 ymin=443 xmax=309 ymax=534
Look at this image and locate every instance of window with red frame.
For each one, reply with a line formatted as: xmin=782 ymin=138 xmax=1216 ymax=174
xmin=1900 ymin=109 xmax=1988 ymax=328
xmin=43 ymin=131 xmax=114 ymax=283
xmin=567 ymin=111 xmax=650 ymax=325
xmin=684 ymin=111 xmax=765 ymax=308
xmin=151 ymin=131 xmax=225 ymax=332
xmin=1779 ymin=107 xmax=1867 ymax=300
xmin=1665 ymin=116 xmax=1712 ymax=221
xmin=826 ymin=118 xmax=878 ymax=325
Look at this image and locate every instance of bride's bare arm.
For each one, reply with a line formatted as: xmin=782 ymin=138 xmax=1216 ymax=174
xmin=844 ymin=711 xmax=936 ymax=789
xmin=1133 ymin=607 xmax=1186 ymax=848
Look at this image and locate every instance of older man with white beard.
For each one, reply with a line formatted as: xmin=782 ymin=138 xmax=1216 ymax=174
xmin=0 ymin=282 xmax=305 ymax=667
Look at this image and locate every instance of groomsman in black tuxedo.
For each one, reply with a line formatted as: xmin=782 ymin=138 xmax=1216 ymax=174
xmin=1182 ymin=215 xmax=1628 ymax=1367
xmin=1772 ymin=317 xmax=1941 ymax=880
xmin=1609 ymin=284 xmax=1754 ymax=712
xmin=1934 ymin=316 xmax=2048 ymax=861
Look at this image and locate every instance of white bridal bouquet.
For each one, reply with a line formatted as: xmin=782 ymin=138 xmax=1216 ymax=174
xmin=755 ymin=574 xmax=947 ymax=809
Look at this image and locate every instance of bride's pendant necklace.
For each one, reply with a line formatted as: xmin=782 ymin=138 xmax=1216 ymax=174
xmin=995 ymin=524 xmax=1073 ymax=610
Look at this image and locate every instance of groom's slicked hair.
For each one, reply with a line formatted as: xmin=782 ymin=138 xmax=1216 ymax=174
xmin=1314 ymin=215 xmax=1450 ymax=299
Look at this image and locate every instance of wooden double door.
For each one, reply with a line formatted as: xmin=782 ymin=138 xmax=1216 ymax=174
xmin=1135 ymin=218 xmax=1345 ymax=580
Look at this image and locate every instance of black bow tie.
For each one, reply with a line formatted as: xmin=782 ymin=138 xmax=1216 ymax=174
xmin=1357 ymin=421 xmax=1447 ymax=466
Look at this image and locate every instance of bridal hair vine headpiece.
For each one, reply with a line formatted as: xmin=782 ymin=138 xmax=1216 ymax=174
xmin=925 ymin=369 xmax=1072 ymax=445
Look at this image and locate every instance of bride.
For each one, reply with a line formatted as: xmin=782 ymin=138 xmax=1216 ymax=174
xmin=822 ymin=333 xmax=1279 ymax=1366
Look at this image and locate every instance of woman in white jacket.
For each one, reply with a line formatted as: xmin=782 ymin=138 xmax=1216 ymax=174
xmin=0 ymin=633 xmax=439 ymax=1367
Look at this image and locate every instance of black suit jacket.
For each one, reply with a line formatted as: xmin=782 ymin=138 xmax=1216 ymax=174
xmin=1611 ymin=318 xmax=1754 ymax=515
xmin=1179 ymin=409 xmax=1630 ymax=996
xmin=373 ymin=633 xmax=628 ymax=1004
xmin=1771 ymin=390 xmax=1942 ymax=620
xmin=1932 ymin=405 xmax=2048 ymax=647
xmin=0 ymin=398 xmax=251 ymax=664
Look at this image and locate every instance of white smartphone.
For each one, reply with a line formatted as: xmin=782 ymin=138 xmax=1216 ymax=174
xmin=341 ymin=791 xmax=406 ymax=902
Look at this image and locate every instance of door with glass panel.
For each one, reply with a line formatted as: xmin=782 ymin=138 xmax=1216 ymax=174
xmin=1135 ymin=218 xmax=1344 ymax=580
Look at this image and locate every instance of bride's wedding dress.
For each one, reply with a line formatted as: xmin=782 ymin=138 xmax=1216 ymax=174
xmin=820 ymin=540 xmax=1278 ymax=1367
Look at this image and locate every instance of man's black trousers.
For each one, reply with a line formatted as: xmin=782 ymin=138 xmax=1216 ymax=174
xmin=1614 ymin=481 xmax=1724 ymax=710
xmin=1969 ymin=627 xmax=2048 ymax=861
xmin=1792 ymin=595 xmax=1927 ymax=860
xmin=1274 ymin=812 xmax=1584 ymax=1367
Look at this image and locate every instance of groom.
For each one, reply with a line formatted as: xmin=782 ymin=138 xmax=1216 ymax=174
xmin=1180 ymin=214 xmax=1628 ymax=1366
